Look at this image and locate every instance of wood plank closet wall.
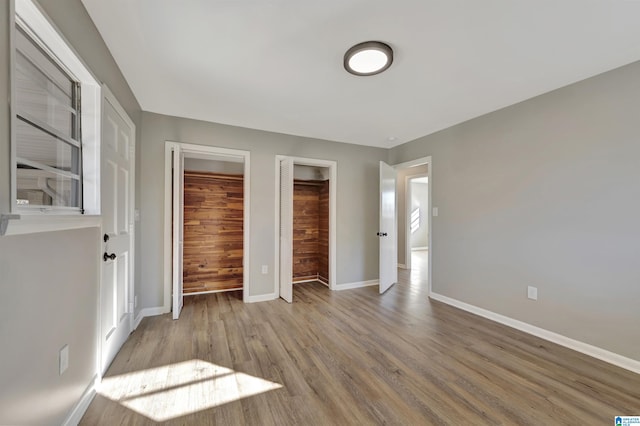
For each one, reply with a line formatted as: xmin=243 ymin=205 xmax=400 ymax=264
xmin=293 ymin=179 xmax=329 ymax=283
xmin=183 ymin=171 xmax=243 ymax=294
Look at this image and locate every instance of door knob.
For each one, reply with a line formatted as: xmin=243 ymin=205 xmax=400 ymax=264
xmin=103 ymin=252 xmax=116 ymax=261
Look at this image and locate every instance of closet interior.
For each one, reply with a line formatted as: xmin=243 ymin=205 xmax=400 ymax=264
xmin=182 ymin=158 xmax=244 ymax=294
xmin=293 ymin=165 xmax=330 ymax=285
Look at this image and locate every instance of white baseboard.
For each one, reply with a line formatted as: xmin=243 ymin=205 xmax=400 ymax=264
xmin=411 ymin=247 xmax=429 ymax=251
xmin=246 ymin=293 xmax=278 ymax=303
xmin=334 ymin=279 xmax=379 ymax=291
xmin=293 ymin=279 xmax=317 ymax=284
xmin=429 ymin=292 xmax=640 ymax=375
xmin=134 ymin=306 xmax=166 ymax=329
xmin=62 ymin=374 xmax=97 ymax=426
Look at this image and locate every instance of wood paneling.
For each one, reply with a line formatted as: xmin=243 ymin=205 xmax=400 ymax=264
xmin=183 ymin=171 xmax=243 ymax=294
xmin=81 ymin=263 xmax=640 ymax=425
xmin=318 ymin=180 xmax=329 ymax=283
xmin=293 ymin=180 xmax=328 ymax=282
xmin=292 ymin=180 xmax=320 ymax=281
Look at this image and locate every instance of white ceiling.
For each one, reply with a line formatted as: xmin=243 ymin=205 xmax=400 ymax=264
xmin=81 ymin=0 xmax=640 ymax=149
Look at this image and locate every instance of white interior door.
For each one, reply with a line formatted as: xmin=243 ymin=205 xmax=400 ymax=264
xmin=172 ymin=147 xmax=184 ymax=319
xmin=379 ymin=161 xmax=397 ymax=294
xmin=279 ymin=157 xmax=293 ymax=303
xmin=100 ymin=88 xmax=135 ymax=374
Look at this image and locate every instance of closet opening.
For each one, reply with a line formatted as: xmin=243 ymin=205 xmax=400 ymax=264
xmin=164 ymin=142 xmax=250 ymax=319
xmin=276 ymin=156 xmax=337 ymax=303
xmin=292 ymin=165 xmax=330 ymax=287
xmin=183 ymin=158 xmax=244 ymax=295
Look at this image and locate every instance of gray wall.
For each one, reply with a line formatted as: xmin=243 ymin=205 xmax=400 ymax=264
xmin=0 ymin=1 xmax=141 ymax=424
xmin=184 ymin=158 xmax=244 ymax=175
xmin=396 ymin=165 xmax=428 ymax=266
xmin=294 ymin=164 xmax=327 ymax=181
xmin=0 ymin=229 xmax=99 ymax=425
xmin=139 ymin=112 xmax=387 ymax=308
xmin=410 ymin=181 xmax=428 ymax=249
xmin=389 ymin=60 xmax=640 ymax=361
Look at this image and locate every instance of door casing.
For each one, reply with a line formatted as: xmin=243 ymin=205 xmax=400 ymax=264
xmin=164 ymin=142 xmax=251 ymax=313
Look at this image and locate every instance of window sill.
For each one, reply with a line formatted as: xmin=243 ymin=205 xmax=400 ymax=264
xmin=0 ymin=213 xmax=101 ymax=236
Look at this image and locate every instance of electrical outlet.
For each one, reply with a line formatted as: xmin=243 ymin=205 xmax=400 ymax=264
xmin=59 ymin=345 xmax=69 ymax=375
xmin=432 ymin=207 xmax=438 ymax=217
xmin=527 ymin=286 xmax=538 ymax=301
xmin=261 ymin=265 xmax=268 ymax=274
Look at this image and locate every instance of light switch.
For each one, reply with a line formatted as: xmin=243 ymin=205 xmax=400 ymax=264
xmin=261 ymin=265 xmax=268 ymax=274
xmin=432 ymin=207 xmax=438 ymax=217
xmin=59 ymin=345 xmax=69 ymax=375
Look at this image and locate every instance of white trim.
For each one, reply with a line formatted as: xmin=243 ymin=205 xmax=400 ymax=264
xmin=412 ymin=246 xmax=429 ymax=251
xmin=171 ymin=147 xmax=184 ymax=320
xmin=1 ymin=214 xmax=101 ymax=236
xmin=429 ymin=292 xmax=640 ymax=375
xmin=163 ymin=144 xmax=172 ymax=313
xmin=133 ymin=306 xmax=166 ymax=329
xmin=397 ymin=264 xmax=408 ymax=269
xmin=246 ymin=293 xmax=278 ymax=303
xmin=334 ymin=279 xmax=379 ymax=291
xmin=9 ymin=0 xmax=17 ymax=215
xmin=61 ymin=374 xmax=97 ymax=426
xmin=393 ymin=156 xmax=432 ymax=295
xmin=184 ymin=288 xmax=243 ymax=296
xmin=164 ymin=141 xmax=251 ymax=312
xmin=274 ymin=156 xmax=338 ymax=299
xmin=293 ymin=278 xmax=318 ymax=284
xmin=274 ymin=157 xmax=280 ymax=297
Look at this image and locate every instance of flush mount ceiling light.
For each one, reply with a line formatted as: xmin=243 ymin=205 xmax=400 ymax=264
xmin=344 ymin=41 xmax=393 ymax=76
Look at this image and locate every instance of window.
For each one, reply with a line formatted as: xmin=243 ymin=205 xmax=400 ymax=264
xmin=410 ymin=208 xmax=420 ymax=234
xmin=14 ymin=24 xmax=82 ymax=210
xmin=12 ymin=0 xmax=101 ymax=216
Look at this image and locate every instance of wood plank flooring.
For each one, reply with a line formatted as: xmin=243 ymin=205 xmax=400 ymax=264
xmin=81 ymin=255 xmax=640 ymax=425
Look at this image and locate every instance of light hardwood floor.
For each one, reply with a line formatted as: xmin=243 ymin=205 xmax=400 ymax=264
xmin=81 ymin=254 xmax=640 ymax=425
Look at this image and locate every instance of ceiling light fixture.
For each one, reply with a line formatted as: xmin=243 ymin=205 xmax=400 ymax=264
xmin=344 ymin=41 xmax=393 ymax=76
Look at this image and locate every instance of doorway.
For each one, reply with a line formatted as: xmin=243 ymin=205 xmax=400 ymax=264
xmin=393 ymin=157 xmax=432 ymax=294
xmin=406 ymin=174 xmax=429 ymax=268
xmin=292 ymin=165 xmax=330 ymax=286
xmin=182 ymin=158 xmax=244 ymax=295
xmin=275 ymin=156 xmax=337 ymax=302
xmin=164 ymin=143 xmax=250 ymax=319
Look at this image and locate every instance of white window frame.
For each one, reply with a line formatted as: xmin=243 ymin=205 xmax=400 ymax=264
xmin=2 ymin=0 xmax=102 ymax=235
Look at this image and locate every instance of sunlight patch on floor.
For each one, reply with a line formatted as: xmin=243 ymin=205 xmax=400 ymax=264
xmin=409 ymin=249 xmax=428 ymax=288
xmin=98 ymin=359 xmax=282 ymax=422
